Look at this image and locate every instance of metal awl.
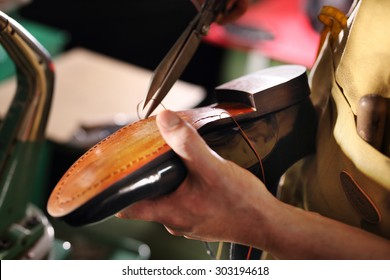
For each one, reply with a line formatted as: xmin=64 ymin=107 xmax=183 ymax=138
xmin=142 ymin=0 xmax=228 ymax=118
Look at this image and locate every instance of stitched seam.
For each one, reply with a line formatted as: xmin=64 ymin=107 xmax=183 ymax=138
xmin=191 ymin=114 xmax=222 ymax=126
xmin=55 ymin=113 xmax=223 ymax=206
xmin=56 ymin=143 xmax=168 ymax=205
xmin=54 ymin=122 xmax=166 ymax=205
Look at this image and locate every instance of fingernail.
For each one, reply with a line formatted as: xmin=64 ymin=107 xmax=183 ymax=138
xmin=115 ymin=212 xmax=125 ymax=219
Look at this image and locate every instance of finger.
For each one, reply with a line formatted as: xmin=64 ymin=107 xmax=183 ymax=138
xmin=116 ymin=193 xmax=181 ymax=221
xmin=164 ymin=225 xmax=185 ymax=237
xmin=115 ymin=199 xmax=157 ymax=221
xmin=218 ymin=0 xmax=250 ymax=24
xmin=117 ymin=195 xmax=191 ymax=231
xmin=156 ymin=110 xmax=223 ymax=174
xmin=190 ymin=0 xmax=202 ymax=11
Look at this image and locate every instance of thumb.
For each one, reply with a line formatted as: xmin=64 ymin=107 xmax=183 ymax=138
xmin=156 ymin=110 xmax=222 ymax=173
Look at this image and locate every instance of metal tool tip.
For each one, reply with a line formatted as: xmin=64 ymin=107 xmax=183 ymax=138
xmin=143 ymin=99 xmax=158 ymax=119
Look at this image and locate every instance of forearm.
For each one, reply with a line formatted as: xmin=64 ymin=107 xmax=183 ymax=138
xmin=259 ymin=201 xmax=390 ymax=259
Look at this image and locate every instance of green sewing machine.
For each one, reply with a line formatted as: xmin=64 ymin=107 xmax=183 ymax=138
xmin=0 ymin=10 xmax=151 ymax=260
xmin=0 ymin=10 xmax=55 ymax=259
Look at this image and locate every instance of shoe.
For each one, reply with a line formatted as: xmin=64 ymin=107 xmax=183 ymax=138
xmin=47 ymin=65 xmax=317 ymax=226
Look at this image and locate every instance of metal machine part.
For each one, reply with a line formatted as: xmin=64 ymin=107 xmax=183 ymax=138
xmin=0 ymin=10 xmax=55 ymax=259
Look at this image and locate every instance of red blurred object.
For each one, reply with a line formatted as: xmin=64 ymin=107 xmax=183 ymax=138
xmin=205 ymin=0 xmax=320 ymax=68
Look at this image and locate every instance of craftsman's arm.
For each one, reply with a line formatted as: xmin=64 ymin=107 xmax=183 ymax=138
xmin=117 ymin=110 xmax=390 ymax=260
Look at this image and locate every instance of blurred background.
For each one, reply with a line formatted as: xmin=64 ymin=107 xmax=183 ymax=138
xmin=0 ymin=0 xmax=351 ymax=260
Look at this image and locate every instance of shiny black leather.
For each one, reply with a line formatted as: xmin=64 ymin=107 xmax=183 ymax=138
xmin=48 ymin=65 xmax=317 ymax=228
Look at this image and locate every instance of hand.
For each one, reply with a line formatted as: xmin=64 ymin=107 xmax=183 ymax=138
xmin=192 ymin=0 xmax=250 ymax=24
xmin=116 ymin=111 xmax=390 ymax=259
xmin=116 ymin=110 xmax=274 ymax=246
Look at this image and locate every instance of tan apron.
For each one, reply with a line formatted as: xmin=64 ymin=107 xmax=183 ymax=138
xmin=278 ymin=0 xmax=390 ymax=246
